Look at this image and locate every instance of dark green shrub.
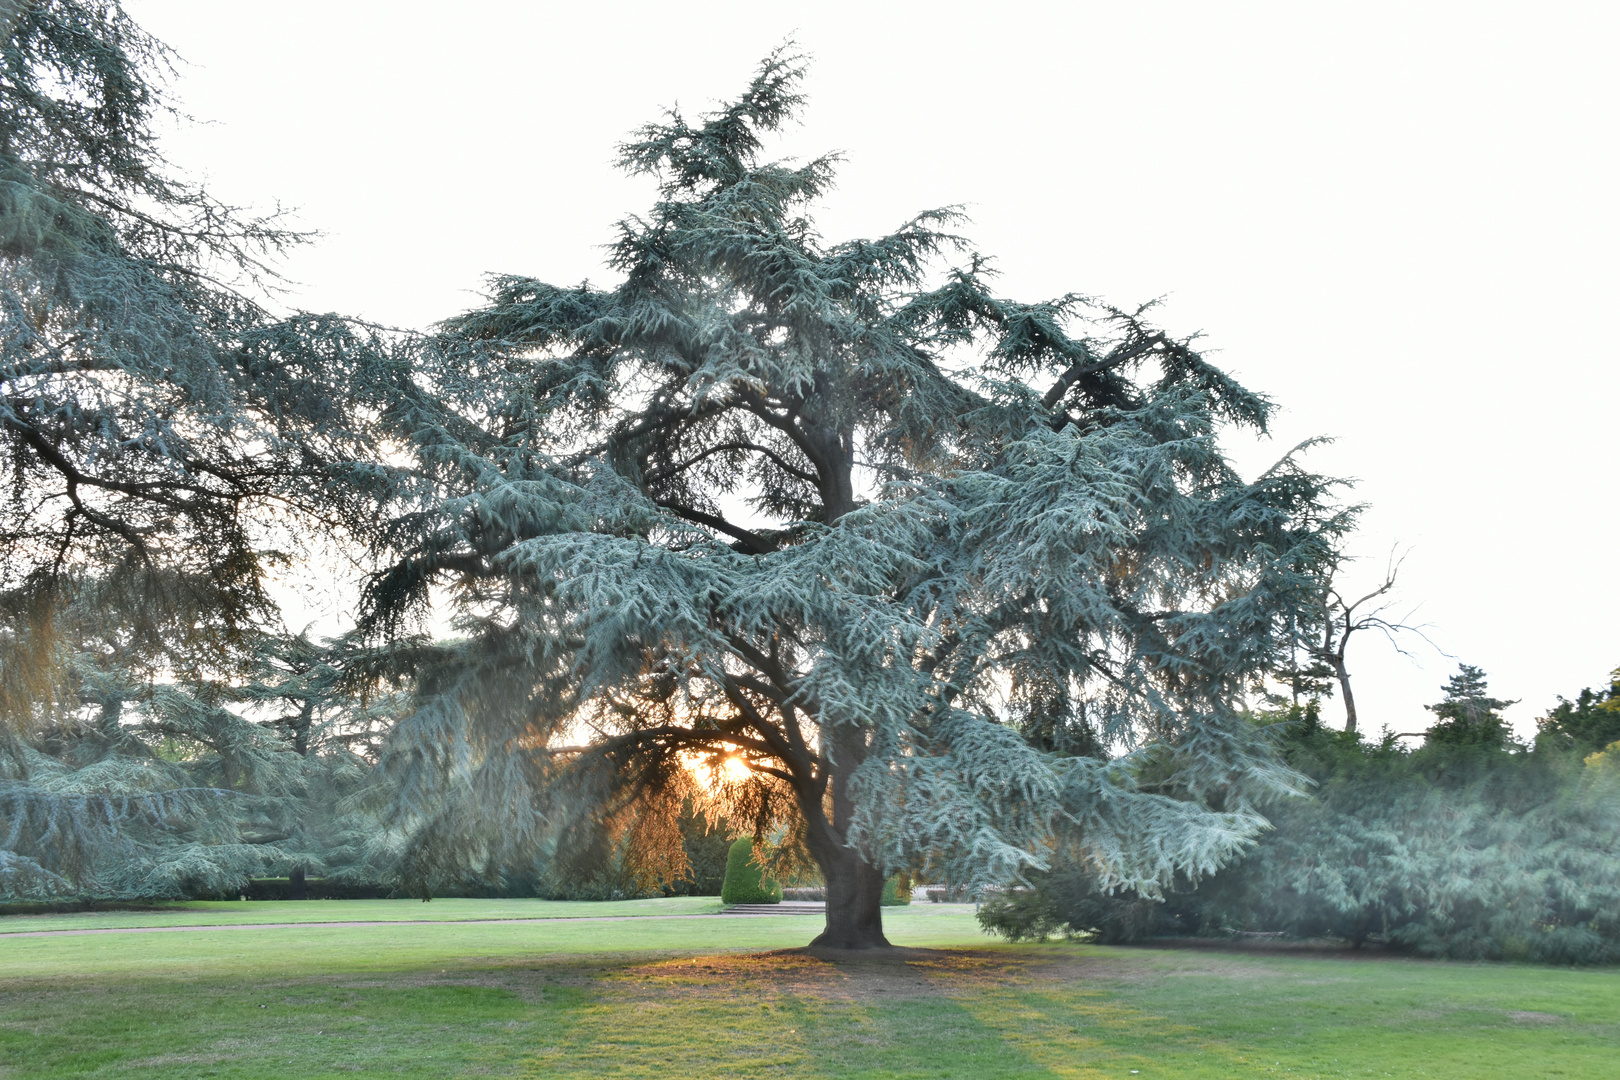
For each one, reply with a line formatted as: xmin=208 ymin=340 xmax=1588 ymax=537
xmin=880 ymin=873 xmax=912 ymax=906
xmin=976 ymin=869 xmax=1165 ymax=943
xmin=720 ymin=837 xmax=781 ymax=904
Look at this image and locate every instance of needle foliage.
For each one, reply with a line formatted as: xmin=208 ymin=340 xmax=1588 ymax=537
xmin=981 ymin=667 xmax=1620 ymax=964
xmin=0 ymin=2 xmax=404 ymax=898
xmin=0 ymin=599 xmax=405 ymax=900
xmin=359 ymin=50 xmax=1351 ymax=946
xmin=0 ymin=0 xmax=385 ymax=705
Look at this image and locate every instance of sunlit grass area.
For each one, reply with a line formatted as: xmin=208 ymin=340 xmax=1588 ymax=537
xmin=0 ymin=895 xmax=728 ymax=934
xmin=2 ymin=901 xmax=1614 ymax=1079
xmin=0 ymin=902 xmax=977 ymax=979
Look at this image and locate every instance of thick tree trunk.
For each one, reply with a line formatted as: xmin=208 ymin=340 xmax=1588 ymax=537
xmin=798 ymin=719 xmax=890 ymax=949
xmin=809 ymin=845 xmax=889 ymax=949
xmin=288 ymin=865 xmax=307 ymax=901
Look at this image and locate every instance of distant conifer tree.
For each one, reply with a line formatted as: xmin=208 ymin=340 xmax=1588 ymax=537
xmin=1424 ymin=664 xmax=1518 ymax=748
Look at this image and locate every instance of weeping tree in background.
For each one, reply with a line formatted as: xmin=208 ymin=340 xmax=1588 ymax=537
xmin=0 ymin=0 xmax=383 ymax=693
xmin=364 ymin=52 xmax=1350 ymax=948
xmin=1 ymin=2 xmax=389 ymax=893
xmin=236 ymin=631 xmax=412 ymax=898
xmin=1 ymin=605 xmax=410 ymax=900
xmin=0 ymin=588 xmax=303 ymax=897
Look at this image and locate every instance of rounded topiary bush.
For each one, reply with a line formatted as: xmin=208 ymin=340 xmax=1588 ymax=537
xmin=880 ymin=872 xmax=912 ymax=906
xmin=720 ymin=837 xmax=782 ymax=904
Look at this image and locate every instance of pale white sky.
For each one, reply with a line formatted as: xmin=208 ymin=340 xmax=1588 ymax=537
xmin=132 ymin=0 xmax=1619 ymax=737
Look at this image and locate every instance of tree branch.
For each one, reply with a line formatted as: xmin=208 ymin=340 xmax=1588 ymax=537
xmin=652 ymin=498 xmax=775 ymax=554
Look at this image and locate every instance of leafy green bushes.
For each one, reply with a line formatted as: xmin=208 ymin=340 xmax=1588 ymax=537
xmin=1537 ymin=668 xmax=1620 ymax=755
xmin=981 ymin=669 xmax=1620 ymax=964
xmin=720 ymin=837 xmax=781 ymax=904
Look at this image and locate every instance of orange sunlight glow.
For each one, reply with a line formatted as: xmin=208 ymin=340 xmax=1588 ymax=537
xmin=677 ymin=750 xmax=761 ymax=794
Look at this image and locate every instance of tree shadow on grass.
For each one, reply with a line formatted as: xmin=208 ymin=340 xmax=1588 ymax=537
xmin=516 ymin=946 xmax=1171 ymax=1079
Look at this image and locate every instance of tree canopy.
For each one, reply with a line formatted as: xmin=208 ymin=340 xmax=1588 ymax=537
xmin=361 ymin=50 xmax=1351 ymax=947
xmin=1423 ymin=664 xmax=1518 ymax=749
xmin=0 ymin=1 xmax=396 ymax=900
xmin=0 ymin=0 xmax=383 ymax=704
xmin=8 ymin=10 xmax=1617 ymax=957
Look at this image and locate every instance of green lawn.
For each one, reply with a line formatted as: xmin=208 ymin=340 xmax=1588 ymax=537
xmin=2 ymin=900 xmax=1614 ymax=1078
xmin=0 ymin=895 xmax=726 ymax=934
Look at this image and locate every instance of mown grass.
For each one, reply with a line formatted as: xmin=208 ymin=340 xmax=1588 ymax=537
xmin=2 ymin=900 xmax=1614 ymax=1078
xmin=0 ymin=896 xmax=726 ymax=934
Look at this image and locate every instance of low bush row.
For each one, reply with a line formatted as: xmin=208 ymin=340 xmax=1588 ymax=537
xmin=980 ymin=687 xmax=1620 ymax=964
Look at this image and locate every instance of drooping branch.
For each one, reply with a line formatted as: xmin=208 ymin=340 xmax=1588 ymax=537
xmin=644 ymin=439 xmax=818 ymax=487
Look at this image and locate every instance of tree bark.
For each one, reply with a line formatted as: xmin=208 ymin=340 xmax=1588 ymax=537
xmin=289 ymin=699 xmax=314 ymax=901
xmin=1335 ymin=654 xmax=1358 ymax=735
xmin=810 ymin=845 xmax=889 ymax=949
xmin=767 ymin=418 xmax=888 ymax=946
xmin=797 ymin=721 xmax=890 ymax=949
xmin=293 ymin=699 xmax=313 ymax=757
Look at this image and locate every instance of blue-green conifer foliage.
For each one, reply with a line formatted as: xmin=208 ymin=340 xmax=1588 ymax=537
xmin=981 ymin=669 xmax=1620 ymax=964
xmin=357 ymin=48 xmax=1351 ymax=947
xmin=0 ymin=2 xmax=396 ymax=900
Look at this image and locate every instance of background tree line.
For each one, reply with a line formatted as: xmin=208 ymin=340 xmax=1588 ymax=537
xmin=979 ymin=664 xmax=1620 ymax=964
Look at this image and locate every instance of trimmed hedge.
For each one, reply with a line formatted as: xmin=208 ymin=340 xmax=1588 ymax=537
xmin=881 ymin=873 xmax=912 ymax=906
xmin=781 ymin=887 xmax=825 ymax=901
xmin=236 ymin=878 xmax=395 ymax=901
xmin=0 ymin=899 xmax=176 ymax=916
xmin=720 ymin=837 xmax=781 ymax=904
